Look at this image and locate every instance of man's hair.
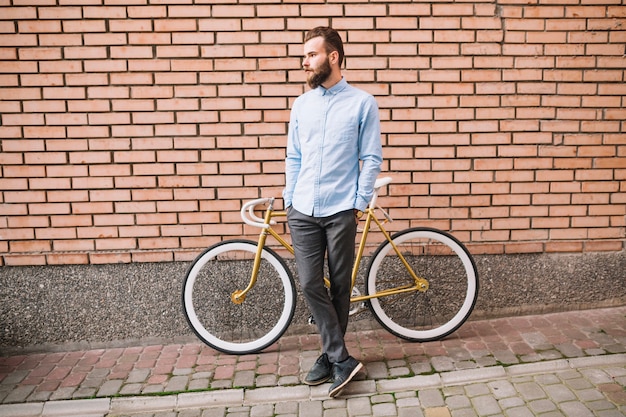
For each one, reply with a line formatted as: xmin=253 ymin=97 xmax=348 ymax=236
xmin=305 ymin=26 xmax=344 ymax=67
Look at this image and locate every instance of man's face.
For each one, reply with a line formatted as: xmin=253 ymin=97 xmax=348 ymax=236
xmin=303 ymin=36 xmax=333 ymax=89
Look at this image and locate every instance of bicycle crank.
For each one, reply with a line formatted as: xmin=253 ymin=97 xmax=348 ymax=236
xmin=349 ymin=287 xmax=367 ymax=316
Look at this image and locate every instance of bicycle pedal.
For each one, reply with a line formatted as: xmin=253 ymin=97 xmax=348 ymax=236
xmin=308 ymin=315 xmax=316 ymax=325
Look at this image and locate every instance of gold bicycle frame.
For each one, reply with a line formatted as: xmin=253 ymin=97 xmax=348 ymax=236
xmin=232 ymin=198 xmax=429 ymax=304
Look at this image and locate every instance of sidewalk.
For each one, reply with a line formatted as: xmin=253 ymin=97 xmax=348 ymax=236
xmin=1 ymin=306 xmax=625 ymax=416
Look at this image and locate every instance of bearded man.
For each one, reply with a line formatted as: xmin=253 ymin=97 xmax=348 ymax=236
xmin=283 ymin=26 xmax=383 ymax=398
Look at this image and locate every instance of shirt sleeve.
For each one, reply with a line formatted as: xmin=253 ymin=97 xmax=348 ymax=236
xmin=283 ymin=101 xmax=301 ymax=209
xmin=355 ymin=95 xmax=383 ymax=211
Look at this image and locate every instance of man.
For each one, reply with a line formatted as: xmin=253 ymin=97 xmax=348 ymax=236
xmin=283 ymin=27 xmax=383 ymax=398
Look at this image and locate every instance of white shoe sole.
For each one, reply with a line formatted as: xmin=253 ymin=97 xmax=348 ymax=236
xmin=328 ymin=361 xmax=363 ymax=398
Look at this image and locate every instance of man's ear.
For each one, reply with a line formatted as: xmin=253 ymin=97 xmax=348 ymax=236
xmin=329 ymin=50 xmax=339 ymax=65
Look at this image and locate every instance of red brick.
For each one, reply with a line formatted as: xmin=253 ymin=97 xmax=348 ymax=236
xmin=212 ymin=5 xmax=255 ymax=18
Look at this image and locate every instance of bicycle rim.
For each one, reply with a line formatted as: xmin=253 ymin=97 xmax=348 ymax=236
xmin=366 ymin=228 xmax=478 ymax=342
xmin=182 ymin=240 xmax=296 ymax=354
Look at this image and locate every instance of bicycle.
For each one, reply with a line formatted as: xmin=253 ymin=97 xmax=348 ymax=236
xmin=182 ymin=177 xmax=479 ymax=355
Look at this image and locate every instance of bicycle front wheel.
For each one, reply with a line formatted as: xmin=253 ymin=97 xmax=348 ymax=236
xmin=366 ymin=227 xmax=478 ymax=342
xmin=182 ymin=240 xmax=296 ymax=354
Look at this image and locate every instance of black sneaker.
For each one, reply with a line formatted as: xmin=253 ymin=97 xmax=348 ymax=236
xmin=303 ymin=353 xmax=332 ymax=385
xmin=328 ymin=356 xmax=363 ymax=397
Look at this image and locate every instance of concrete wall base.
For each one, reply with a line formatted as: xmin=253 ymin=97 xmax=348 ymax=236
xmin=1 ymin=251 xmax=624 ymax=353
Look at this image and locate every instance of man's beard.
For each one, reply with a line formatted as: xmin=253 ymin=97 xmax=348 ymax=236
xmin=306 ymin=57 xmax=332 ymax=89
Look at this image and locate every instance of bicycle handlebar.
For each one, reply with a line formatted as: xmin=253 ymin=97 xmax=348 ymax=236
xmin=240 ymin=197 xmax=275 ymax=229
xmin=239 ymin=177 xmax=394 ymax=229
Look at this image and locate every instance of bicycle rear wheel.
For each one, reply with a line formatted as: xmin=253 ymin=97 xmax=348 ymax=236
xmin=366 ymin=227 xmax=478 ymax=342
xmin=182 ymin=240 xmax=296 ymax=354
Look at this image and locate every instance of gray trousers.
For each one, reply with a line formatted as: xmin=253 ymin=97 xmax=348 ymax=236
xmin=287 ymin=208 xmax=356 ymax=363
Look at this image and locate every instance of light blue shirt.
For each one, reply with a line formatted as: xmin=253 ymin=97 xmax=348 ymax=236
xmin=283 ymin=78 xmax=383 ymax=217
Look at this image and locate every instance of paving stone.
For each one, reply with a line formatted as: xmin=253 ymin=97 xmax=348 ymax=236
xmin=371 ymin=402 xmax=396 ymax=416
xmin=540 ymin=350 xmax=565 ymax=360
xmin=514 ymin=382 xmax=546 ymax=401
xmin=504 ymin=406 xmax=535 ymax=417
xmin=595 ymin=410 xmax=625 ymax=417
xmin=396 ymin=395 xmax=420 ymax=408
xmin=576 ymin=388 xmax=606 ymax=402
xmin=528 ymin=399 xmax=557 ymax=413
xmin=544 ymin=384 xmax=576 ymax=403
xmin=580 ymin=368 xmax=614 ymax=384
xmin=26 ymin=390 xmax=52 ymax=402
xmin=557 ymin=369 xmax=584 ymax=380
xmin=564 ymin=377 xmax=594 ymax=391
xmin=254 ymin=375 xmax=277 ymax=388
xmin=442 ymin=386 xmax=464 ymax=396
xmin=47 ymin=386 xmax=76 ymax=401
xmin=464 ymin=383 xmax=490 ymax=397
xmin=487 ymin=380 xmax=517 ymax=399
xmin=72 ymin=386 xmax=97 ymax=398
xmin=559 ymin=400 xmax=595 ymax=417
xmin=142 ymin=384 xmax=166 ymax=394
xmin=346 ymin=396 xmax=372 ymax=416
xmin=395 ymin=391 xmax=417 ymax=400
xmin=445 ymin=395 xmax=471 ymax=409
xmin=371 ymin=393 xmax=394 ymax=404
xmin=96 ymin=379 xmax=123 ymax=397
xmin=277 ymin=376 xmax=300 ymax=386
xmin=3 ymin=385 xmax=35 ymax=403
xmin=323 ymin=407 xmax=347 ymax=417
xmin=498 ymin=396 xmax=526 ymax=410
xmin=119 ymin=383 xmax=142 ymax=395
xmin=587 ymin=399 xmax=617 ymax=412
xmin=476 ymin=356 xmax=498 ymax=367
xmin=389 ymin=367 xmax=410 ymax=377
xmin=411 ymin=362 xmax=435 ymax=375
xmin=423 ymin=406 xmax=451 ymax=417
xmin=366 ymin=362 xmax=389 ymax=379
xmin=127 ymin=369 xmax=151 ymax=384
xmin=397 ymin=406 xmax=425 ymax=417
xmin=521 ymin=332 xmax=551 ymax=348
xmin=456 ymin=361 xmax=479 ymax=370
xmin=471 ymin=394 xmax=501 ymax=415
xmin=519 ymin=353 xmax=543 ymax=363
xmin=533 ymin=373 xmax=561 ymax=385
xmin=605 ymin=344 xmax=626 ymax=354
xmin=211 ymin=380 xmax=232 ymax=389
xmin=233 ymin=371 xmax=255 ymax=388
xmin=296 ymin=401 xmax=322 ymax=417
xmin=278 ymin=401 xmax=300 ymax=415
xmin=187 ymin=378 xmax=210 ymax=391
xmin=0 ymin=370 xmax=28 ymax=385
xmin=250 ymin=403 xmax=274 ymax=417
xmin=446 ymin=408 xmax=475 ymax=417
xmin=431 ymin=357 xmax=455 ymax=372
xmin=418 ymin=389 xmax=445 ymax=408
xmin=492 ymin=351 xmax=519 ymax=365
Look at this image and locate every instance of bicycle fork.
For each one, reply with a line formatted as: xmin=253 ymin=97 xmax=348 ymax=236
xmin=230 ymin=199 xmax=279 ymax=304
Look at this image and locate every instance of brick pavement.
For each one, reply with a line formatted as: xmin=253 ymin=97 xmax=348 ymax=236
xmin=1 ymin=306 xmax=625 ymax=416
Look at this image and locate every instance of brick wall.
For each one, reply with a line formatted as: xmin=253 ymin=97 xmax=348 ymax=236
xmin=1 ymin=0 xmax=624 ymax=266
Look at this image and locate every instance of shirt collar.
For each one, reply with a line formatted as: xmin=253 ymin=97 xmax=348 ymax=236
xmin=315 ymin=77 xmax=348 ymax=96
